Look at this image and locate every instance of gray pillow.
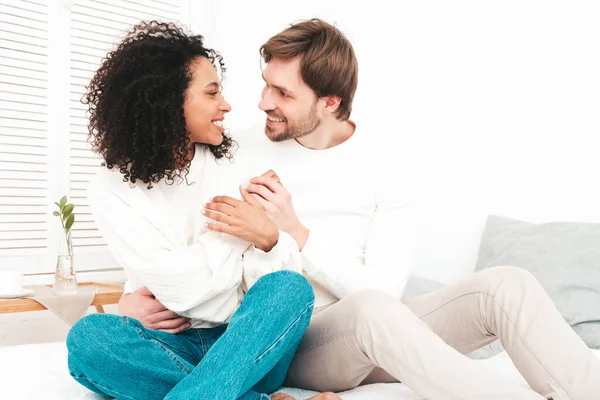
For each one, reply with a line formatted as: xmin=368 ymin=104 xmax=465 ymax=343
xmin=475 ymin=215 xmax=600 ymax=350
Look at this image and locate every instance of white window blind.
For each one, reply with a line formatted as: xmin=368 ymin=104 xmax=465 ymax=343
xmin=0 ymin=0 xmax=51 ymax=273
xmin=0 ymin=0 xmax=190 ymax=274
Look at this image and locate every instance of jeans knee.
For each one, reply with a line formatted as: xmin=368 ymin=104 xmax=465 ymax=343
xmin=254 ymin=270 xmax=315 ymax=308
xmin=68 ymin=314 xmax=101 ymax=350
xmin=67 ymin=314 xmax=119 ymax=370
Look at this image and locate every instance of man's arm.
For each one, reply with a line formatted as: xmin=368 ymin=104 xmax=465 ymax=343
xmin=299 ymin=198 xmax=416 ymax=300
xmin=247 ymin=154 xmax=417 ymax=300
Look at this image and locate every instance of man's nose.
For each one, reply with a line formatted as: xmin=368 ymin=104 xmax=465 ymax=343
xmin=259 ymin=93 xmax=275 ymax=112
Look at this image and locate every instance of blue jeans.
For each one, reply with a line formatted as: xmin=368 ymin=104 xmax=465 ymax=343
xmin=67 ymin=271 xmax=314 ymax=400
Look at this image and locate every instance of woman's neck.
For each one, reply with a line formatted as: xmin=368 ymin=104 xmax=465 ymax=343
xmin=186 ymin=143 xmax=196 ymax=162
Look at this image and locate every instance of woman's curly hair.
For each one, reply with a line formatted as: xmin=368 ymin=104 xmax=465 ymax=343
xmin=84 ymin=21 xmax=234 ymax=188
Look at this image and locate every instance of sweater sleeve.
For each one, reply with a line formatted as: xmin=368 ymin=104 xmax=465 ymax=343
xmin=241 ymin=230 xmax=303 ymax=290
xmin=300 ymin=149 xmax=417 ymax=300
xmin=88 ymin=179 xmax=250 ymax=315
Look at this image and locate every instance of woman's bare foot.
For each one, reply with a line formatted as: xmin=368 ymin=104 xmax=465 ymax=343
xmin=270 ymin=392 xmax=341 ymax=400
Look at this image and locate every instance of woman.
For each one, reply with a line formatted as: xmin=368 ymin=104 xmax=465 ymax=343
xmin=66 ymin=21 xmax=327 ymax=400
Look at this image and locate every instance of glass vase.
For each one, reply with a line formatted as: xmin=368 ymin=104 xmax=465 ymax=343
xmin=53 ymin=230 xmax=78 ymax=294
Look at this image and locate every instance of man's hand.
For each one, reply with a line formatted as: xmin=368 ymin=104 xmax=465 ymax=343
xmin=119 ymin=287 xmax=191 ymax=334
xmin=245 ymin=170 xmax=310 ymax=250
xmin=203 ymin=193 xmax=279 ymax=252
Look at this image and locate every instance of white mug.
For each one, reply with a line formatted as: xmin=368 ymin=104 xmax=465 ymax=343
xmin=0 ymin=270 xmax=23 ymax=295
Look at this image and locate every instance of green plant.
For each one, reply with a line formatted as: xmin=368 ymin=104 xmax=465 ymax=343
xmin=53 ymin=195 xmax=75 ymax=256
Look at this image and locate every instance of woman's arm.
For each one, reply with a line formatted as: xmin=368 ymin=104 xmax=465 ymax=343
xmin=89 ymin=182 xmax=249 ymax=315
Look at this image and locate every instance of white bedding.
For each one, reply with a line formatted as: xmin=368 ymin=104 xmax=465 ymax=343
xmin=0 ymin=341 xmax=598 ymax=399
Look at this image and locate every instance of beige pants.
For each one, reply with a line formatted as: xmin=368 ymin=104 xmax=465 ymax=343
xmin=285 ymin=266 xmax=600 ymax=399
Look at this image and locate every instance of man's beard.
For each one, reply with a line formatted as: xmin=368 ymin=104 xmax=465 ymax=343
xmin=265 ymin=102 xmax=321 ymax=142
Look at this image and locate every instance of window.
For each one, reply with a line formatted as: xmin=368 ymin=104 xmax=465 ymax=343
xmin=0 ymin=0 xmax=190 ymax=275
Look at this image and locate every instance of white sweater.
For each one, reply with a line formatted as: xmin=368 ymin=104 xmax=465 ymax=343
xmin=87 ymin=146 xmax=302 ymax=328
xmin=236 ymin=125 xmax=417 ymax=308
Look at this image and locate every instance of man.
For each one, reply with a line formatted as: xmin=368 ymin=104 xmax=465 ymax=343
xmin=120 ymin=19 xmax=600 ymax=399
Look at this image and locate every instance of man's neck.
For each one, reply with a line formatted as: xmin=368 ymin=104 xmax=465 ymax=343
xmin=295 ymin=119 xmax=356 ymax=150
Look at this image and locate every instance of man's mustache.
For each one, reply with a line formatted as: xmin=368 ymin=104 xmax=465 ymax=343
xmin=266 ymin=112 xmax=286 ymax=121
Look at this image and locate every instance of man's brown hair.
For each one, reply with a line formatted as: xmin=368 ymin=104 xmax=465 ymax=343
xmin=260 ymin=18 xmax=358 ymax=121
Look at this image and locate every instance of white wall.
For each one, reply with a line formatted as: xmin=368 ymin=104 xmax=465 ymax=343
xmin=192 ymin=1 xmax=600 ymax=284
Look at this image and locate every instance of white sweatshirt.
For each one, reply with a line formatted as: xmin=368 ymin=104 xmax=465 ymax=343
xmin=87 ymin=145 xmax=302 ymax=328
xmin=235 ymin=125 xmax=417 ymax=308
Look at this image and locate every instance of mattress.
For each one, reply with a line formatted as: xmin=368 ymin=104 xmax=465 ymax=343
xmin=0 ymin=341 xmax=598 ymax=399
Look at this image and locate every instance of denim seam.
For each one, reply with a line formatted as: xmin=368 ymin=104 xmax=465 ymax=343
xmin=254 ymin=300 xmax=314 ymax=363
xmin=130 ymin=325 xmax=191 ymax=374
xmin=202 ymin=336 xmax=208 ymax=356
xmin=418 ymin=291 xmax=573 ymax=397
xmin=149 ymin=338 xmax=192 ymax=374
xmin=126 ymin=316 xmax=196 ymax=361
xmin=134 ymin=326 xmax=145 ymax=340
xmin=146 ymin=333 xmax=197 ymax=360
xmin=71 ymin=373 xmax=139 ymax=400
xmin=197 ymin=330 xmax=209 ymax=356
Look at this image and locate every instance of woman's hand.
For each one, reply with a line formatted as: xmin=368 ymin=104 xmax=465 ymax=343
xmin=203 ymin=188 xmax=279 ymax=252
